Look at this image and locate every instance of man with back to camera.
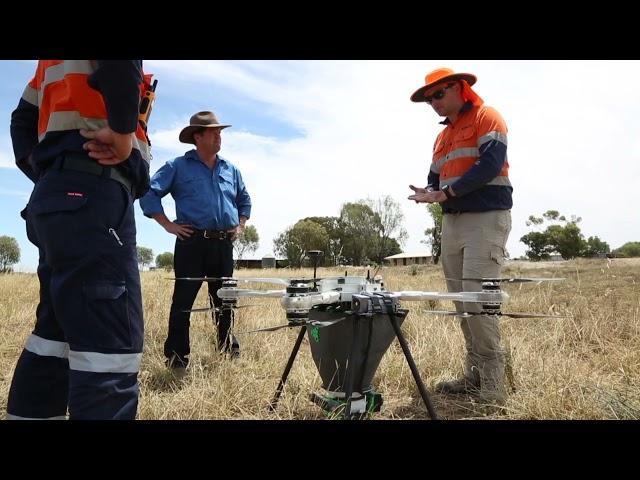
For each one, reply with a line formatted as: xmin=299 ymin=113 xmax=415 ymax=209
xmin=7 ymin=60 xmax=153 ymax=419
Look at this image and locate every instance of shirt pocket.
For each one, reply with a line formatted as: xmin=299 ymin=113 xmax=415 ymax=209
xmin=179 ymin=175 xmax=207 ymax=197
xmin=218 ymin=171 xmax=236 ymax=198
xmin=453 ymin=126 xmax=475 ymax=147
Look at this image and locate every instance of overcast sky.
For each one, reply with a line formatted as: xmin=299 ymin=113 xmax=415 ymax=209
xmin=1 ymin=60 xmax=639 ymax=272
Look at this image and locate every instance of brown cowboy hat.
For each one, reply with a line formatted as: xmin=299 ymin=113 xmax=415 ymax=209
xmin=179 ymin=111 xmax=232 ymax=144
xmin=410 ymin=68 xmax=477 ymax=103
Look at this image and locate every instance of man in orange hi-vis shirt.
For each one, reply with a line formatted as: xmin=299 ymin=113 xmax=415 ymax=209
xmin=408 ymin=68 xmax=513 ymax=406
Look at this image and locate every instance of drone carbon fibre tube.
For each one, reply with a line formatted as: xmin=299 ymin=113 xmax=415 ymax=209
xmin=237 ymin=277 xmax=289 ymax=286
xmin=280 ymin=291 xmax=342 ymax=311
xmin=218 ymin=287 xmax=286 ymax=299
xmin=390 ymin=290 xmax=509 ymax=304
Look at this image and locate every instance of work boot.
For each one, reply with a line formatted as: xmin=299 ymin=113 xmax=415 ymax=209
xmin=476 ymin=368 xmax=507 ymax=406
xmin=216 ymin=312 xmax=240 ymax=357
xmin=166 ymin=353 xmax=188 ymax=378
xmin=476 ymin=388 xmax=506 ymax=406
xmin=435 ymin=376 xmax=480 ymax=395
xmin=221 ymin=334 xmax=241 ymax=359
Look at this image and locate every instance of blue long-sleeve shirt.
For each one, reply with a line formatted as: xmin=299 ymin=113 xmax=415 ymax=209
xmin=139 ymin=149 xmax=252 ymax=229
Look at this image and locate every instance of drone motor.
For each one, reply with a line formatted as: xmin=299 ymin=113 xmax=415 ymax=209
xmin=480 ymin=281 xmax=502 ymax=315
xmin=221 ymin=278 xmax=238 ymax=309
xmin=284 ymin=282 xmax=312 ymax=324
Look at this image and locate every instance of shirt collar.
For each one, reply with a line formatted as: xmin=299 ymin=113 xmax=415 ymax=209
xmin=185 ymin=149 xmax=227 ymax=166
xmin=439 ymin=101 xmax=473 ymax=125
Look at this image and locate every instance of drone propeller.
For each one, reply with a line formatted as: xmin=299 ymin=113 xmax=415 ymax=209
xmin=235 ymin=317 xmax=348 ymax=335
xmin=182 ymin=304 xmax=261 ymax=313
xmin=445 ymin=277 xmax=565 ymax=284
xmin=390 ymin=290 xmax=508 ymax=304
xmin=169 ymin=276 xmax=290 ymax=286
xmin=421 ymin=309 xmax=569 ymax=319
xmin=169 ymin=276 xmax=336 ymax=286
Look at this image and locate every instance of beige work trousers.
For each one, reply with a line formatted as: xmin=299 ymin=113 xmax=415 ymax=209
xmin=441 ymin=209 xmax=511 ymax=395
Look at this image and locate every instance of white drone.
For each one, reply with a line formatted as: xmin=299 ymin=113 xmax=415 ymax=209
xmin=173 ymin=274 xmax=566 ymax=333
xmin=170 ymin=253 xmax=567 ymax=419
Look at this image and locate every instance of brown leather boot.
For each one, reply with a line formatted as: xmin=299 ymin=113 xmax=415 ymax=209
xmin=435 ymin=376 xmax=480 ymax=395
xmin=476 ymin=369 xmax=507 ymax=405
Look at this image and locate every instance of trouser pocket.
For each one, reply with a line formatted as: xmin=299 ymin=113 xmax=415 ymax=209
xmin=83 ymin=282 xmax=133 ymax=350
xmin=28 ymin=194 xmax=89 ymax=265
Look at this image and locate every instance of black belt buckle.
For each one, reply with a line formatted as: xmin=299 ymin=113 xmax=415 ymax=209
xmin=203 ymin=230 xmax=227 ymax=240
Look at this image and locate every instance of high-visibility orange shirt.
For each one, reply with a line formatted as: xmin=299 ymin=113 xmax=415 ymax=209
xmin=427 ymin=102 xmax=512 ymax=213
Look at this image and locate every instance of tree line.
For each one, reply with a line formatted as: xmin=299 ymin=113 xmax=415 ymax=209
xmin=2 ymin=205 xmax=639 ymax=272
xmin=518 ymin=210 xmax=637 ymax=260
xmin=272 ymin=195 xmax=407 ymax=268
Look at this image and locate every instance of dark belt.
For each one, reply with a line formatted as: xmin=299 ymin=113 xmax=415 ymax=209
xmin=198 ymin=229 xmax=231 ymax=240
xmin=54 ymin=152 xmax=134 ymax=195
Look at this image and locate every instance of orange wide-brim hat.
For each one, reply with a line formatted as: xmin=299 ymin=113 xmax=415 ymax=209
xmin=410 ymin=67 xmax=477 ymax=103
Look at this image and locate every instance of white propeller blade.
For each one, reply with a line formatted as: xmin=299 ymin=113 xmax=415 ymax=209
xmin=446 ymin=277 xmax=565 ymax=284
xmin=390 ymin=290 xmax=509 ymax=303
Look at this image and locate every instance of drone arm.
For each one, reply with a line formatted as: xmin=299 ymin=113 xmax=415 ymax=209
xmin=391 ymin=290 xmax=509 ymax=304
xmin=281 ymin=291 xmax=342 ymax=311
xmin=218 ymin=287 xmax=286 ymax=299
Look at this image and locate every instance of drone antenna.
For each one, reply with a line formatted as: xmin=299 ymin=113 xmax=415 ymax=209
xmin=367 ymin=269 xmax=370 ymax=281
xmin=306 ymin=250 xmax=323 ymax=280
xmin=372 ymin=263 xmax=382 ymax=280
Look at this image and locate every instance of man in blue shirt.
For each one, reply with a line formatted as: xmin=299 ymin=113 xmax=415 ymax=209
xmin=140 ymin=111 xmax=252 ymax=369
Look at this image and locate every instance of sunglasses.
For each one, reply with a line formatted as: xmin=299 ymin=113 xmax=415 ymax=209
xmin=424 ymin=83 xmax=456 ymax=104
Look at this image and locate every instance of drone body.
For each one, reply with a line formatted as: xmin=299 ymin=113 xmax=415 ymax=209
xmin=173 ymin=270 xmax=566 ymax=419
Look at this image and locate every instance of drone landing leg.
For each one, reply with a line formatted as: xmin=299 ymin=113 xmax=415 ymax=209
xmin=386 ymin=309 xmax=439 ymax=420
xmin=269 ymin=326 xmax=307 ymax=412
xmin=342 ymin=316 xmax=361 ymax=420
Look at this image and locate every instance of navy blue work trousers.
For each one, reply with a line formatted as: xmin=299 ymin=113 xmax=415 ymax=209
xmin=164 ymin=234 xmax=234 ymax=365
xmin=6 ymin=160 xmax=143 ymax=420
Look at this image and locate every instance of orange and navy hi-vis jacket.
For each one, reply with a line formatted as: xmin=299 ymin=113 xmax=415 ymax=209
xmin=10 ymin=60 xmax=153 ymax=197
xmin=427 ymin=102 xmax=513 ymax=213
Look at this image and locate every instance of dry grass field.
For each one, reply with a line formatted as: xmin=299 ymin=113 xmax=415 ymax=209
xmin=1 ymin=258 xmax=639 ymax=420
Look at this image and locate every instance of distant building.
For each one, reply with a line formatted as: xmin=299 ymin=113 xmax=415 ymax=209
xmin=235 ymin=259 xmax=262 ymax=269
xmin=261 ymin=255 xmax=276 ymax=268
xmin=384 ymin=252 xmax=432 ymax=266
xmin=234 ymin=256 xmax=286 ymax=269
